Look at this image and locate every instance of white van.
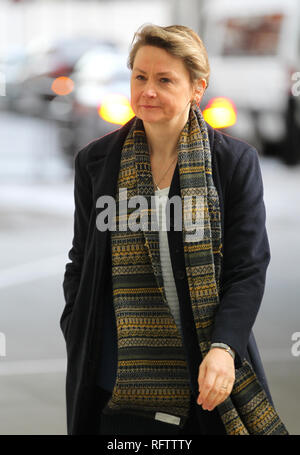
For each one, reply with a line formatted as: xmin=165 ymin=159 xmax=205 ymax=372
xmin=201 ymin=0 xmax=300 ymax=164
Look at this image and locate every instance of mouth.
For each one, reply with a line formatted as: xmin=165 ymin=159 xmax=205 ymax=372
xmin=140 ymin=105 xmax=160 ymax=109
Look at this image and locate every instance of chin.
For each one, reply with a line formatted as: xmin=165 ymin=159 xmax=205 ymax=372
xmin=138 ymin=111 xmax=166 ymax=124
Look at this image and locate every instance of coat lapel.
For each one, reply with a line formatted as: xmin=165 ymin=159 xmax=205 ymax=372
xmin=85 ymin=125 xmax=131 ymax=200
xmin=85 ymin=122 xmax=134 ymax=277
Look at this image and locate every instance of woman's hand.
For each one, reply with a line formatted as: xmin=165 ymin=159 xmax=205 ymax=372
xmin=197 ymin=348 xmax=235 ymax=411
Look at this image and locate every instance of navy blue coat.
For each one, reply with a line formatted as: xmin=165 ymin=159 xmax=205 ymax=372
xmin=60 ymin=117 xmax=272 ymax=435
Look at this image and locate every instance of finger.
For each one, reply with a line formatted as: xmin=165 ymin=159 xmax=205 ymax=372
xmin=204 ymin=375 xmax=228 ymax=411
xmin=208 ymin=374 xmax=236 ymax=410
xmin=197 ymin=363 xmax=206 ymax=405
xmin=197 ymin=361 xmax=206 ymax=393
xmin=197 ymin=368 xmax=216 ymax=406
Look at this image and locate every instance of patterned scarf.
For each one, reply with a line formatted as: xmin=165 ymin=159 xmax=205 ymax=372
xmin=103 ymin=106 xmax=288 ymax=435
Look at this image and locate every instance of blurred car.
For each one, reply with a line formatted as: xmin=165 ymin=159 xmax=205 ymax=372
xmin=9 ymin=36 xmax=116 ymax=117
xmin=55 ymin=45 xmax=133 ymax=160
xmin=201 ymin=0 xmax=300 ymax=164
xmin=0 ymin=46 xmax=28 ymax=111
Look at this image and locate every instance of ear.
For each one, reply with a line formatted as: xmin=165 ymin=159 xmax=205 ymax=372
xmin=193 ymin=78 xmax=206 ymax=104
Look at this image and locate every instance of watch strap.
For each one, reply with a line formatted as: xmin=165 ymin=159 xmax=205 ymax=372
xmin=210 ymin=342 xmax=235 ymax=360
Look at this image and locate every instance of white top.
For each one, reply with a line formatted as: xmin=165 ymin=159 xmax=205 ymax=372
xmin=154 ymin=186 xmax=182 ymax=336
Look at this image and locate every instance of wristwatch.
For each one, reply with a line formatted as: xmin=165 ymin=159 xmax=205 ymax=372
xmin=210 ymin=342 xmax=235 ymax=360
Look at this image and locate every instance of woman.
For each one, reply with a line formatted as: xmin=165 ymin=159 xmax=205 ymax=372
xmin=60 ymin=24 xmax=288 ymax=435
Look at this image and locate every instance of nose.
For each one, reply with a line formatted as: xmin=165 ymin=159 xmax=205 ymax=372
xmin=143 ymin=80 xmax=157 ymax=98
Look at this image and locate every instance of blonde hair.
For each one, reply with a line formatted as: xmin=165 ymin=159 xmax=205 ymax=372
xmin=128 ymin=23 xmax=210 ymax=89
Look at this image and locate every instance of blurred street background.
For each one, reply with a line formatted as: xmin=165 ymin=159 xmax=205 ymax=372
xmin=0 ymin=0 xmax=299 ymax=435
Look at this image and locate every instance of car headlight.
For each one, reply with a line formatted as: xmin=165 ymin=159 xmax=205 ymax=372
xmin=203 ymin=97 xmax=237 ymax=129
xmin=99 ymin=93 xmax=134 ymax=125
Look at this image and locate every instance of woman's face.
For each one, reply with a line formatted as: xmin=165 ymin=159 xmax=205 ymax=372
xmin=130 ymin=45 xmax=200 ymax=126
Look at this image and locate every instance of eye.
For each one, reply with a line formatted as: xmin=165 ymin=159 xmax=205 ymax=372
xmin=135 ymin=75 xmax=146 ymax=81
xmin=160 ymin=78 xmax=171 ymax=83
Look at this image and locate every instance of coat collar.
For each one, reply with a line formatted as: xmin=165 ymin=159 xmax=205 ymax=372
xmin=86 ymin=117 xmax=136 ymax=200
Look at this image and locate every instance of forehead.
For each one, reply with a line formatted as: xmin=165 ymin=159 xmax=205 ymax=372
xmin=133 ymin=45 xmax=188 ymax=76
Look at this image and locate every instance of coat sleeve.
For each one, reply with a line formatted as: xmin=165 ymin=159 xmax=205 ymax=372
xmin=211 ymin=146 xmax=271 ymax=368
xmin=60 ymin=146 xmax=93 ymax=342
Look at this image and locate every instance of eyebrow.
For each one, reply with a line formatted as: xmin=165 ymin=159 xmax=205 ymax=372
xmin=133 ymin=67 xmax=175 ymax=76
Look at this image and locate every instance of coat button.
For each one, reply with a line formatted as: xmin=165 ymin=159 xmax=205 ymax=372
xmin=175 ymin=269 xmax=185 ymax=280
